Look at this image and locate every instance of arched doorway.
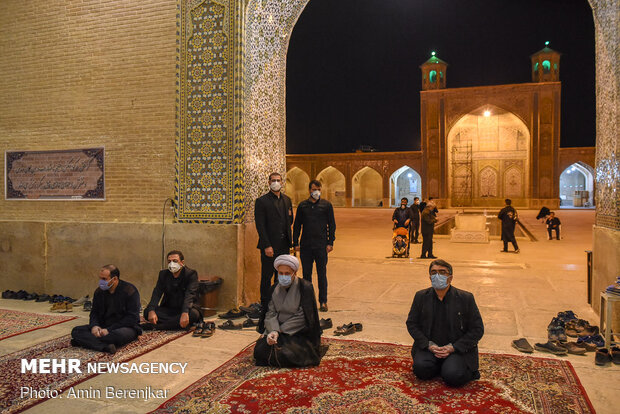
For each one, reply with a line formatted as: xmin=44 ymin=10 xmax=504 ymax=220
xmin=447 ymin=105 xmax=530 ymax=207
xmin=316 ymin=166 xmax=346 ymax=207
xmin=389 ymin=166 xmax=422 ymax=207
xmin=560 ymin=162 xmax=595 ymax=207
xmin=285 ymin=167 xmax=310 ymax=206
xmin=352 ymin=167 xmax=382 ymax=207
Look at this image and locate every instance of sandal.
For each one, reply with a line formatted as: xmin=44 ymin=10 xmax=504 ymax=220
xmin=201 ymin=322 xmax=216 ymax=338
xmin=192 ymin=322 xmax=204 ymax=337
xmin=218 ymin=320 xmax=242 ymax=330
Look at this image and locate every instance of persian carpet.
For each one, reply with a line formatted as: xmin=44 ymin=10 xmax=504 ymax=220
xmin=152 ymin=338 xmax=595 ymax=414
xmin=0 ymin=309 xmax=76 ymax=341
xmin=0 ymin=329 xmax=190 ymax=414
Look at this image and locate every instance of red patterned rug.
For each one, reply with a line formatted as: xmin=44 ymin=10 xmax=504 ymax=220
xmin=0 ymin=308 xmax=77 ymax=341
xmin=0 ymin=329 xmax=190 ymax=414
xmin=152 ymin=338 xmax=595 ymax=414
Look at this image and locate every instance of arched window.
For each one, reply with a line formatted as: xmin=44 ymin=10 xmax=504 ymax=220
xmin=429 ymin=70 xmax=437 ymax=83
xmin=534 ymin=62 xmax=539 ymax=72
xmin=542 ymin=60 xmax=551 ymax=73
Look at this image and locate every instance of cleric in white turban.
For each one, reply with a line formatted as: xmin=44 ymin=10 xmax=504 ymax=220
xmin=254 ymin=254 xmax=323 ymax=368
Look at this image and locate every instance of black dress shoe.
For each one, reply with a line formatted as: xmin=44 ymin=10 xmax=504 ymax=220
xmin=427 ymin=255 xmax=438 ymax=259
xmin=319 ymin=303 xmax=328 ymax=312
xmin=595 ymin=348 xmax=612 ymax=365
xmin=218 ymin=308 xmax=246 ymax=319
xmin=15 ymin=290 xmax=28 ymax=300
xmin=24 ymin=293 xmax=38 ymax=301
xmin=2 ymin=290 xmax=16 ymax=299
xmin=319 ymin=318 xmax=333 ymax=329
xmin=36 ymin=294 xmax=51 ymax=302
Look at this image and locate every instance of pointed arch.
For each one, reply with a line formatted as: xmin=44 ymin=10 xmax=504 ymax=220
xmin=560 ymin=162 xmax=595 ymax=207
xmin=316 ymin=166 xmax=346 ymax=207
xmin=285 ymin=167 xmax=310 ymax=206
xmin=479 ymin=166 xmax=498 ymax=198
xmin=352 ymin=166 xmax=383 ymax=207
xmin=389 ymin=165 xmax=422 ymax=207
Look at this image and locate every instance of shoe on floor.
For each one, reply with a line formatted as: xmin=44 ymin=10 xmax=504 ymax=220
xmin=534 ymin=341 xmax=567 ymax=355
xmin=319 ymin=318 xmax=333 ymax=330
xmin=50 ymin=301 xmax=66 ymax=312
xmin=239 ymin=303 xmax=261 ymax=314
xmin=192 ymin=322 xmax=204 ymax=337
xmin=319 ymin=303 xmax=328 ymax=312
xmin=58 ymin=302 xmax=73 ymax=313
xmin=511 ymin=338 xmax=534 ymax=353
xmin=242 ymin=318 xmax=257 ymax=328
xmin=578 ymin=334 xmax=605 ymax=348
xmin=574 ymin=341 xmax=598 ymax=352
xmin=201 ymin=322 xmax=216 ymax=338
xmin=563 ymin=342 xmax=587 ymax=355
xmin=595 ymin=348 xmax=612 ymax=366
xmin=35 ymin=294 xmax=51 ymax=302
xmin=218 ymin=320 xmax=242 ymax=330
xmin=334 ymin=323 xmax=355 ymax=336
xmin=218 ymin=308 xmax=246 ymax=319
xmin=83 ymin=300 xmax=92 ymax=311
xmin=610 ymin=346 xmax=620 ymax=365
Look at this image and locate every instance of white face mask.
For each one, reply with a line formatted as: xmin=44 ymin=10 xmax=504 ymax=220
xmin=270 ymin=181 xmax=282 ymax=192
xmin=311 ymin=190 xmax=321 ymax=200
xmin=168 ymin=261 xmax=182 ymax=273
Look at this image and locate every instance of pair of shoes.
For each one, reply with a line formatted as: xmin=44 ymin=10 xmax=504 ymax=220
xmin=547 ymin=317 xmax=567 ymax=342
xmin=594 ymin=347 xmax=620 ymax=365
xmin=242 ymin=318 xmax=258 ymax=328
xmin=83 ymin=300 xmax=92 ymax=311
xmin=240 ymin=303 xmax=263 ymax=319
xmin=566 ymin=319 xmax=599 ymax=337
xmin=334 ymin=322 xmax=363 ymax=336
xmin=534 ymin=341 xmax=568 ymax=355
xmin=194 ymin=321 xmax=215 ymax=337
xmin=72 ymin=295 xmax=90 ymax=306
xmin=218 ymin=320 xmax=242 ymax=330
xmin=320 ymin=318 xmax=333 ymax=330
xmin=24 ymin=292 xmax=39 ymax=301
xmin=563 ymin=342 xmax=587 ymax=355
xmin=218 ymin=308 xmax=246 ymax=319
xmin=577 ymin=334 xmax=605 ymax=348
xmin=511 ymin=338 xmax=534 ymax=353
xmin=35 ymin=294 xmax=51 ymax=302
xmin=319 ymin=303 xmax=328 ymax=312
xmin=50 ymin=301 xmax=73 ymax=312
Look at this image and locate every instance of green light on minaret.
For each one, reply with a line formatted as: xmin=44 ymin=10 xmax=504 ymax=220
xmin=545 ymin=41 xmax=549 ymax=46
xmin=431 ymin=51 xmax=436 ymax=56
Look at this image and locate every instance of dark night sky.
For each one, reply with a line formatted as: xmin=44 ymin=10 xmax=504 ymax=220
xmin=286 ymin=0 xmax=595 ymax=154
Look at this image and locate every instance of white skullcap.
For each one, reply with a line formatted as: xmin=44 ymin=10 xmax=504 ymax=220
xmin=273 ymin=254 xmax=299 ymax=272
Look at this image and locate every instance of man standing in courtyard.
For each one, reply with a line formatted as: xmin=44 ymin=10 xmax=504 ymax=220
xmin=255 ymin=172 xmax=294 ymax=319
xmin=406 ymin=259 xmax=484 ymax=387
xmin=498 ymin=199 xmax=520 ymax=253
xmin=293 ymin=180 xmax=336 ymax=312
xmin=410 ymin=197 xmax=421 ymax=243
xmin=144 ymin=250 xmax=201 ymax=330
xmin=71 ymin=265 xmax=141 ymax=354
xmin=419 ymin=203 xmax=437 ymax=259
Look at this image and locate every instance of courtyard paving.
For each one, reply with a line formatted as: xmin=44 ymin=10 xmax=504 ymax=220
xmin=1 ymin=208 xmax=618 ymax=413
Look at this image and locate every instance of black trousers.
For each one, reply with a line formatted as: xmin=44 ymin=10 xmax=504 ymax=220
xmin=502 ymin=232 xmax=519 ymax=251
xmin=71 ymin=324 xmax=138 ymax=352
xmin=411 ymin=218 xmax=420 ymax=242
xmin=143 ymin=306 xmax=202 ymax=330
xmin=421 ymin=230 xmax=433 ymax=257
xmin=260 ymin=243 xmax=290 ymax=305
xmin=548 ymin=227 xmax=560 ymax=240
xmin=300 ymin=247 xmax=328 ymax=304
xmin=413 ymin=349 xmax=474 ymax=387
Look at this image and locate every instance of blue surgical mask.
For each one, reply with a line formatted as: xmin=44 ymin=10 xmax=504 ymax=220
xmin=99 ymin=279 xmax=112 ymax=291
xmin=430 ymin=273 xmax=449 ymax=290
xmin=278 ymin=274 xmax=292 ymax=287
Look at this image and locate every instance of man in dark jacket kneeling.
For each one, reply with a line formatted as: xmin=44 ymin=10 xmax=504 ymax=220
xmin=406 ymin=259 xmax=484 ymax=386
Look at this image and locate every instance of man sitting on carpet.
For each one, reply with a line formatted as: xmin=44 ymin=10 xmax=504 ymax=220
xmin=406 ymin=259 xmax=484 ymax=386
xmin=71 ymin=264 xmax=142 ymax=354
xmin=254 ymin=254 xmax=322 ymax=367
xmin=143 ymin=250 xmax=201 ymax=330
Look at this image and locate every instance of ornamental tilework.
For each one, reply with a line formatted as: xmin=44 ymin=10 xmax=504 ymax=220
xmin=590 ymin=0 xmax=619 ymax=230
xmin=243 ymin=0 xmax=309 ymax=221
xmin=176 ymin=0 xmax=244 ymax=223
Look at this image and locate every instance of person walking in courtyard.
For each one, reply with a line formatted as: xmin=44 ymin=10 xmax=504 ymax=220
xmin=293 ymin=180 xmax=336 ymax=312
xmin=419 ymin=204 xmax=437 ymax=259
xmin=406 ymin=259 xmax=484 ymax=387
xmin=143 ymin=250 xmax=201 ymax=330
xmin=255 ymin=172 xmax=294 ymax=327
xmin=71 ymin=265 xmax=141 ymax=354
xmin=498 ymin=199 xmax=520 ymax=253
xmin=410 ymin=197 xmax=421 ymax=243
xmin=546 ymin=211 xmax=561 ymax=240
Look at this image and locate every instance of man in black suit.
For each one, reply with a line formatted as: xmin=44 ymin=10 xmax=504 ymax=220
xmin=255 ymin=172 xmax=294 ymax=315
xmin=144 ymin=250 xmax=201 ymax=330
xmin=498 ymin=199 xmax=519 ymax=253
xmin=410 ymin=197 xmax=421 ymax=243
xmin=406 ymin=259 xmax=484 ymax=387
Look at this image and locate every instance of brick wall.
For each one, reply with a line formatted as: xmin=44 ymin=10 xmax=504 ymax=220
xmin=0 ymin=0 xmax=177 ymax=222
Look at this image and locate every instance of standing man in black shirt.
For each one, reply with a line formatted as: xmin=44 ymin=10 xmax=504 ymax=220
xmin=392 ymin=197 xmax=413 ymax=229
xmin=406 ymin=259 xmax=484 ymax=387
xmin=143 ymin=250 xmax=201 ymax=330
xmin=71 ymin=264 xmax=141 ymax=354
xmin=498 ymin=199 xmax=520 ymax=253
xmin=255 ymin=172 xmax=294 ymax=317
xmin=293 ymin=180 xmax=336 ymax=312
xmin=410 ymin=197 xmax=421 ymax=243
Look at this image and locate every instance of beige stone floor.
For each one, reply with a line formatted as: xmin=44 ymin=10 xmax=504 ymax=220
xmin=2 ymin=208 xmax=618 ymax=413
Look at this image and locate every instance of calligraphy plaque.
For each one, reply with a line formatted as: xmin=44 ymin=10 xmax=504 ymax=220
xmin=5 ymin=148 xmax=105 ymax=200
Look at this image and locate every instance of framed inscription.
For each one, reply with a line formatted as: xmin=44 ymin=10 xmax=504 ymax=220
xmin=5 ymin=148 xmax=105 ymax=200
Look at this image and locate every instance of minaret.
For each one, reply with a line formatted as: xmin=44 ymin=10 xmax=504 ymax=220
xmin=531 ymin=41 xmax=561 ymax=82
xmin=420 ymin=51 xmax=448 ymax=90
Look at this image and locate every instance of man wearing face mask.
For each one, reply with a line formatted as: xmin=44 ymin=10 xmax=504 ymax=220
xmin=254 ymin=254 xmax=322 ymax=367
xmin=143 ymin=250 xmax=200 ymax=330
xmin=293 ymin=180 xmax=336 ymax=312
xmin=255 ymin=172 xmax=294 ymax=327
xmin=71 ymin=265 xmax=141 ymax=354
xmin=406 ymin=259 xmax=484 ymax=387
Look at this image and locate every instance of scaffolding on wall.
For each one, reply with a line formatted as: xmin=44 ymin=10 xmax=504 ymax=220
xmin=451 ymin=136 xmax=473 ymax=207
